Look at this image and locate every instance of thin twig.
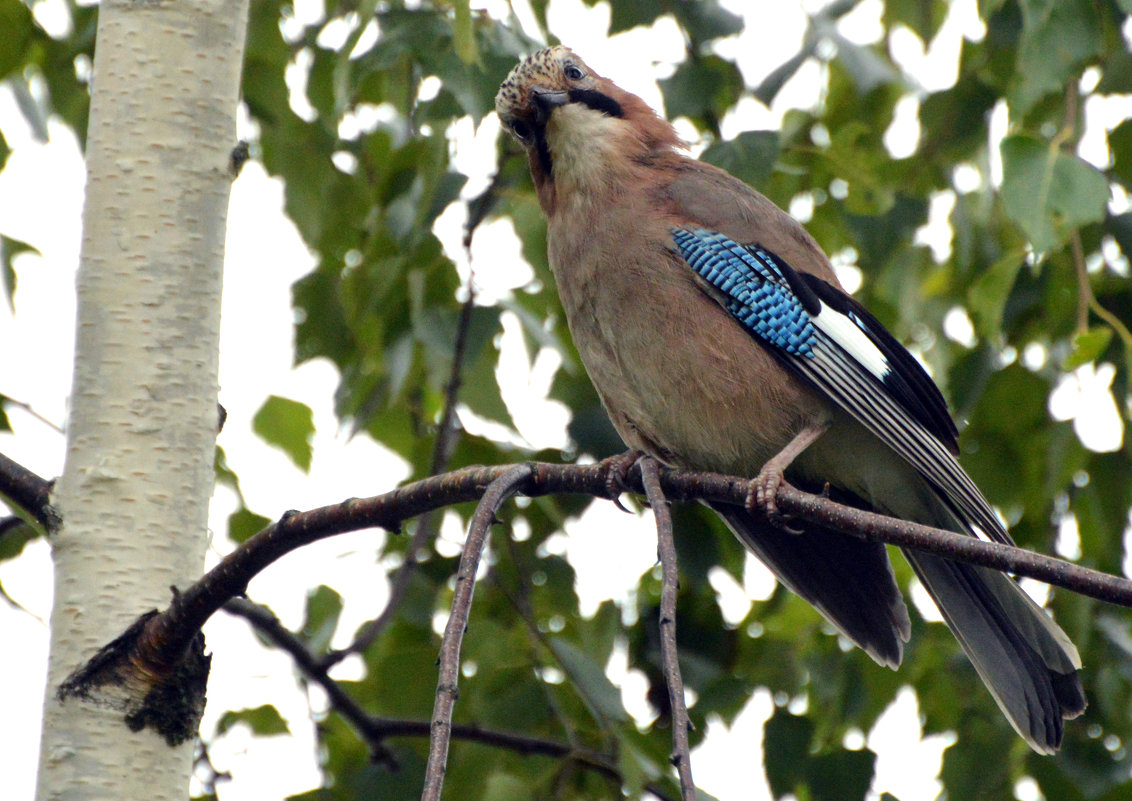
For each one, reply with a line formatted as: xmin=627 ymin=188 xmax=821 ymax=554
xmin=317 ymin=521 xmax=430 ymax=668
xmin=1070 ymin=228 xmax=1090 ymax=334
xmin=433 ymin=285 xmax=477 ymax=473
xmin=0 ymin=395 xmax=65 ymax=434
xmin=223 ymin=597 xmax=399 ymax=766
xmin=640 ymin=457 xmax=696 ymax=801
xmin=421 ymin=463 xmax=534 ymax=801
xmin=1059 ymin=79 xmax=1132 ymax=368
xmin=192 ymin=737 xmax=232 ymax=795
xmin=1069 ymin=229 xmax=1132 ymax=378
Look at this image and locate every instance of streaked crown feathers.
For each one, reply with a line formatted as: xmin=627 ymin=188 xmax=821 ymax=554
xmin=495 ymin=46 xmax=584 ymax=121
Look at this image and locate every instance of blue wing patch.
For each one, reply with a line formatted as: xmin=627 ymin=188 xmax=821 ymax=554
xmin=672 ymin=226 xmax=1002 ymax=541
xmin=673 ymin=228 xmax=817 ymax=357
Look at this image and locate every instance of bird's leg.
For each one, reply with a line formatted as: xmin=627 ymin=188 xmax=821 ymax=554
xmin=747 ymin=422 xmax=830 ymax=529
xmin=599 ymin=449 xmax=645 ymax=512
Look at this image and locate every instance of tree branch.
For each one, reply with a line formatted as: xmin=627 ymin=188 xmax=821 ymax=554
xmin=422 ymin=463 xmax=533 ymax=801
xmin=226 ymin=596 xmax=680 ymax=798
xmin=55 ymin=458 xmax=1132 ymax=738
xmin=126 ymin=462 xmax=1132 ymax=671
xmin=223 ymin=597 xmax=678 ymax=800
xmin=0 ymin=449 xmax=57 ymax=530
xmin=640 ymin=457 xmax=696 ymax=801
xmin=222 ymin=598 xmax=403 ymax=765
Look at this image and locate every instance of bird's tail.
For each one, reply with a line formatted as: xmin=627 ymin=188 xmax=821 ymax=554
xmin=711 ymin=503 xmax=911 ymax=669
xmin=904 ymin=550 xmax=1086 ymax=752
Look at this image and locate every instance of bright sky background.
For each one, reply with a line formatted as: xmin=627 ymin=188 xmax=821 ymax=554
xmin=1 ymin=0 xmax=1128 ymax=800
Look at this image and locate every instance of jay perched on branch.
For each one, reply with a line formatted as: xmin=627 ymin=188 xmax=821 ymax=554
xmin=495 ymin=46 xmax=1085 ymax=752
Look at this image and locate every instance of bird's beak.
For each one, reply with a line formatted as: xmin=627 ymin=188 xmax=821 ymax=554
xmin=531 ymin=88 xmax=569 ymax=125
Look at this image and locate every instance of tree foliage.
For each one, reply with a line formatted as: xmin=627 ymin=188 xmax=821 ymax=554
xmin=3 ymin=0 xmax=1132 ymax=799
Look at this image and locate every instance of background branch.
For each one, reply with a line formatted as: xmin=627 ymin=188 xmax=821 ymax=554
xmin=422 ymin=463 xmax=534 ymax=801
xmin=640 ymin=457 xmax=696 ymax=801
xmin=223 ymin=596 xmax=679 ymax=801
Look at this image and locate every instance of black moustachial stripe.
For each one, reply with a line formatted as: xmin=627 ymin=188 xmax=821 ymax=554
xmin=534 ymin=129 xmax=553 ymax=175
xmin=536 ymin=89 xmax=623 ymax=179
xmin=568 ymin=88 xmax=623 ymax=119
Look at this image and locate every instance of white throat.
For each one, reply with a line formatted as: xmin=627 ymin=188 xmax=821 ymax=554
xmin=544 ymin=104 xmax=628 ymax=200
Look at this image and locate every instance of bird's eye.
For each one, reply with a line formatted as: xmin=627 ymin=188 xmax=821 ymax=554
xmin=563 ymin=64 xmax=584 ymax=81
xmin=510 ymin=119 xmax=533 ymax=141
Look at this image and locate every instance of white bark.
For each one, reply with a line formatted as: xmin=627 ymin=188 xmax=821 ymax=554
xmin=36 ymin=2 xmax=249 ymax=799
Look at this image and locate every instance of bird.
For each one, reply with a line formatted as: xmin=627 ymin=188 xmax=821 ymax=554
xmin=494 ymin=46 xmax=1086 ymax=752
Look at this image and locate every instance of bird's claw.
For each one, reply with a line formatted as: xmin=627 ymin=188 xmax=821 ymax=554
xmin=599 ymin=450 xmax=644 ymax=512
xmin=745 ymin=470 xmax=802 ymax=533
xmin=613 ymin=495 xmax=634 ymax=513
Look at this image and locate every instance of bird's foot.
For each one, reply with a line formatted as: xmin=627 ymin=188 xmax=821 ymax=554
xmin=745 ymin=469 xmax=802 ymax=534
xmin=599 ymin=450 xmax=644 ymax=512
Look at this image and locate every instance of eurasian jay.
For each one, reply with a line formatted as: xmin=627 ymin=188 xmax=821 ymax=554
xmin=495 ymin=46 xmax=1085 ymax=752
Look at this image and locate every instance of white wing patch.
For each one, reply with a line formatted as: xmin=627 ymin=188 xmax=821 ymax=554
xmin=812 ymin=304 xmax=891 ymax=382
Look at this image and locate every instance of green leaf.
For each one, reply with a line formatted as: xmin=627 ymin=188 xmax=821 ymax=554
xmin=1064 ymin=327 xmax=1113 ymax=370
xmin=1012 ymin=0 xmax=1102 ymax=114
xmin=1109 ymin=118 xmax=1132 ymax=189
xmin=0 ymin=517 xmax=39 ymax=561
xmin=763 ymin=709 xmax=814 ymax=797
xmin=939 ymin=715 xmax=1014 ymax=798
xmin=919 ymin=71 xmax=997 ymax=163
xmin=217 ymin=704 xmax=290 ymax=736
xmin=809 ymin=747 xmax=877 ymax=801
xmin=608 ymin=0 xmax=664 ymax=34
xmin=1074 ymin=451 xmax=1132 ymax=573
xmin=673 ymin=0 xmax=744 ymax=43
xmin=0 ymin=0 xmax=33 ymax=80
xmin=763 ymin=707 xmax=877 ymax=801
xmin=548 ymin=636 xmax=628 ymax=724
xmin=252 ymin=395 xmax=315 ymax=472
xmin=452 ymin=0 xmax=478 ymax=64
xmin=481 ymin=773 xmax=531 ymax=801
xmin=999 ymin=135 xmax=1108 ymax=253
xmin=1095 ymin=47 xmax=1132 ymax=94
xmin=658 ymin=55 xmax=744 ymax=129
xmin=302 ymin=585 xmax=344 ymax=653
xmin=701 ymin=131 xmax=780 ymax=189
xmin=227 ymin=507 xmax=272 ymax=545
xmin=884 ymin=0 xmax=949 ymax=42
xmin=1 ymin=235 xmax=37 ymax=309
xmin=461 ymin=347 xmax=512 ymax=428
xmin=967 ymin=252 xmax=1024 ymax=338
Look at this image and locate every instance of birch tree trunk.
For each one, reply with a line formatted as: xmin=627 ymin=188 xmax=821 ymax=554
xmin=35 ymin=2 xmax=249 ymax=799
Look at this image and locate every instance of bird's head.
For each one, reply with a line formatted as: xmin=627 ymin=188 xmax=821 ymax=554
xmin=495 ymin=47 xmax=681 ymax=209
